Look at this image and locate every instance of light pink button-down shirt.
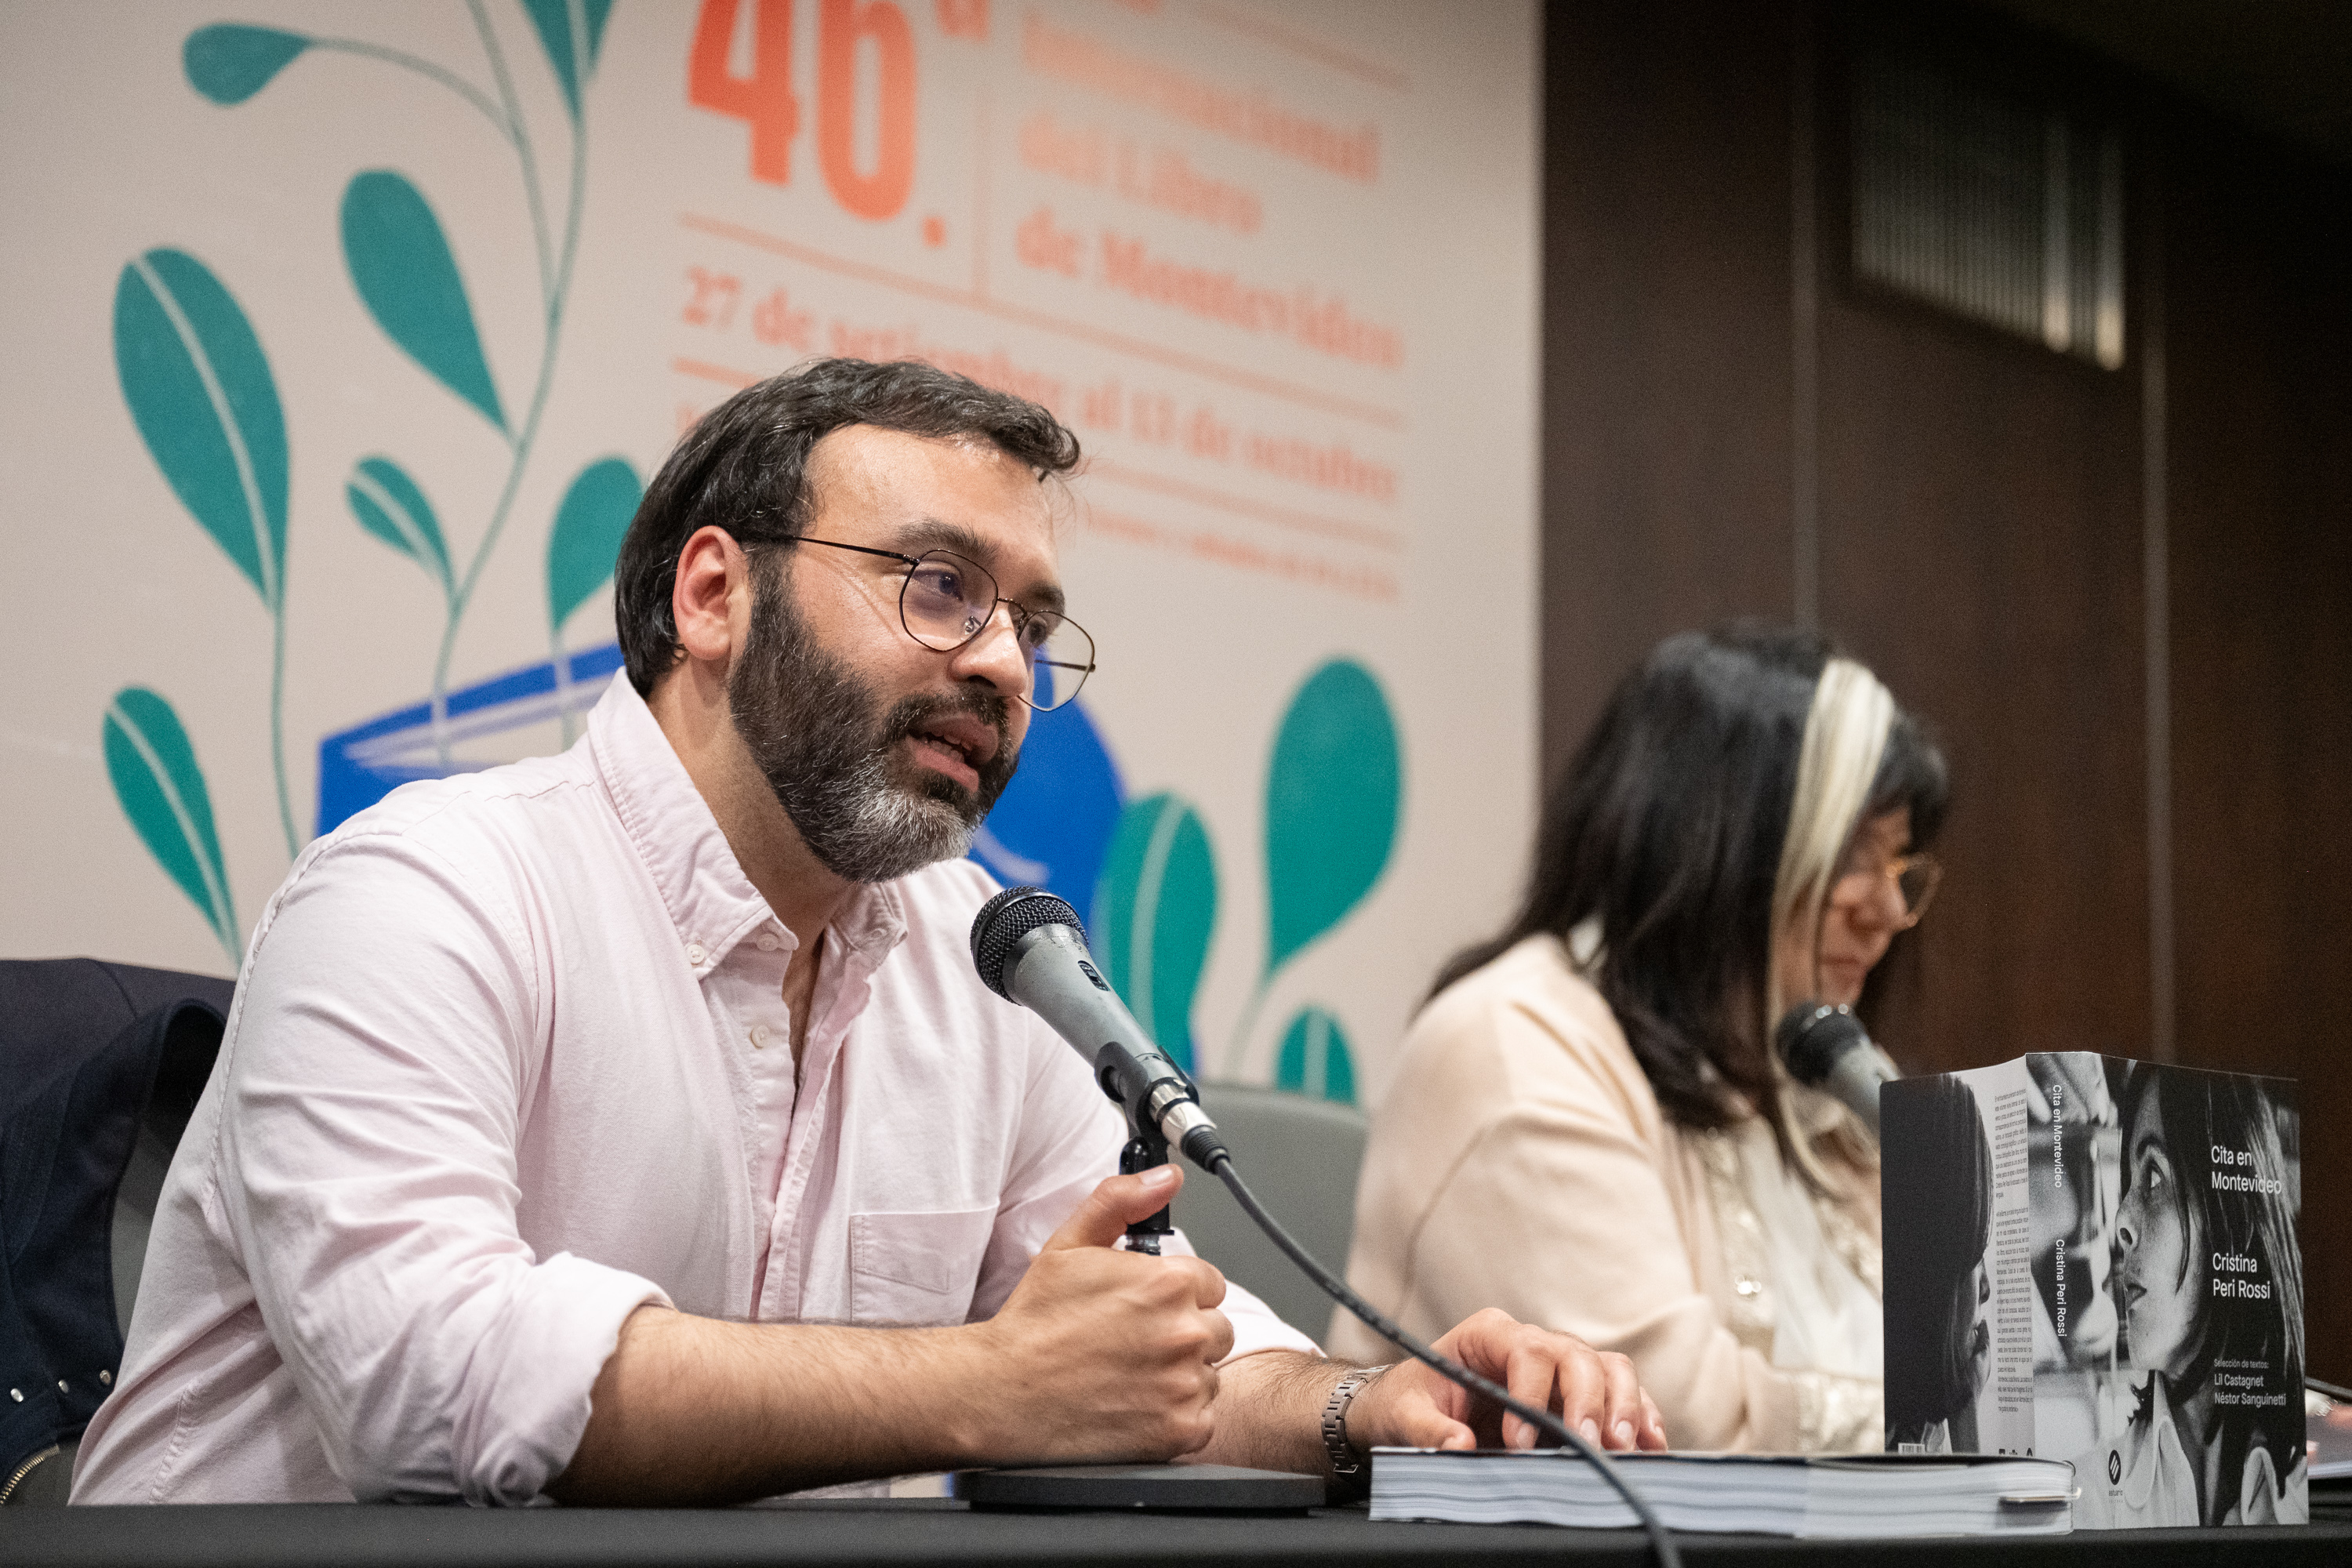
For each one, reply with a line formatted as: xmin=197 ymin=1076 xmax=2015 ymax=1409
xmin=73 ymin=677 xmax=1311 ymax=1505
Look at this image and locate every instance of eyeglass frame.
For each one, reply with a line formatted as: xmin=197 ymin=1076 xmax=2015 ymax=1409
xmin=1831 ymin=849 xmax=1944 ymax=931
xmin=746 ymin=532 xmax=1097 ymax=711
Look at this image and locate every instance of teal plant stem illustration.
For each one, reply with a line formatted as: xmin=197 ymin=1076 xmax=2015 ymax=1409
xmin=1274 ymin=1007 xmax=1356 ymax=1105
xmin=100 ymin=9 xmax=622 ymax=951
xmin=1094 ymin=793 xmax=1218 ymax=1073
xmin=312 ymin=38 xmax=514 ymax=133
xmin=1222 ymin=659 xmax=1402 ymax=1079
xmin=190 ymin=25 xmax=524 ymax=161
xmin=313 ymin=20 xmax=558 ymax=340
xmin=546 ymin=457 xmax=645 ymax=743
xmin=347 ymin=456 xmax=457 ymax=647
xmin=341 ymin=166 xmax=510 ymax=757
xmin=191 ymin=9 xmax=612 ymax=764
xmin=112 ymin=247 xmax=297 ymax=861
xmin=464 ymin=0 xmax=557 ymax=304
xmin=413 ymin=0 xmax=593 ymax=761
xmin=103 ymin=688 xmax=241 ymax=966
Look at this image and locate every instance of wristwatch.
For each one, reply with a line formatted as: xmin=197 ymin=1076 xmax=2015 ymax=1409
xmin=1321 ymin=1364 xmax=1390 ymax=1478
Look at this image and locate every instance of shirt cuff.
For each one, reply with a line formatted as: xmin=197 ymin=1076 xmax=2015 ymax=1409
xmin=450 ymin=1251 xmax=672 ymax=1505
xmin=1218 ymin=1276 xmax=1323 ymax=1363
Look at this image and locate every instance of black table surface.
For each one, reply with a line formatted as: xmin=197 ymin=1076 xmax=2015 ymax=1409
xmin=5 ymin=1498 xmax=2349 ymax=1568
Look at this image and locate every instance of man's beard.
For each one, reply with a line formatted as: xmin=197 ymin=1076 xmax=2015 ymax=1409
xmin=727 ymin=557 xmax=1018 ymax=884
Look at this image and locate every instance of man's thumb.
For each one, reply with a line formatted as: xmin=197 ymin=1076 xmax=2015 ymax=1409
xmin=1040 ymin=1165 xmax=1184 ymax=1251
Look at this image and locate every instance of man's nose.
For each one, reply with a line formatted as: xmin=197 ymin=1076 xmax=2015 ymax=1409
xmin=952 ymin=604 xmax=1033 ymax=699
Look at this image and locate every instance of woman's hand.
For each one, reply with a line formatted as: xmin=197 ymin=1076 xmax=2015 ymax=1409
xmin=1345 ymin=1308 xmax=1669 ymax=1454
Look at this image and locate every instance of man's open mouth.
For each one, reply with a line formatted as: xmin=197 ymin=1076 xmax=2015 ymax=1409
xmin=901 ymin=710 xmax=1000 ymax=790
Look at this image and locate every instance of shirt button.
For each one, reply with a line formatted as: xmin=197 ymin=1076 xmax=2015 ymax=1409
xmin=750 ymin=1025 xmax=771 ymax=1050
xmin=757 ymin=932 xmax=781 ymax=952
xmin=685 ymin=941 xmax=707 ymax=966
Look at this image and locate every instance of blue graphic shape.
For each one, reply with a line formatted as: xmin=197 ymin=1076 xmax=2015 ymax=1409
xmin=970 ymin=698 xmax=1123 ymax=919
xmin=316 ymin=642 xmax=624 ymax=834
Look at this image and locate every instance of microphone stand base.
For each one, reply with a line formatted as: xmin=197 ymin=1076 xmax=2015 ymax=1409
xmin=953 ymin=1464 xmax=1325 ymax=1513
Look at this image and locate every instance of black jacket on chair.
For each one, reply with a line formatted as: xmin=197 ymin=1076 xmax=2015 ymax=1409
xmin=1 ymin=960 xmax=232 ymax=1503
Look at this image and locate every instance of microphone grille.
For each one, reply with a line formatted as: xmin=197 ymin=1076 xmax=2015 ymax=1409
xmin=1775 ymin=1002 xmax=1870 ymax=1086
xmin=970 ymin=886 xmax=1086 ymax=999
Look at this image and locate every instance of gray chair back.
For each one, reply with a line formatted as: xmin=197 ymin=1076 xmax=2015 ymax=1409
xmin=1167 ymin=1083 xmax=1367 ymax=1348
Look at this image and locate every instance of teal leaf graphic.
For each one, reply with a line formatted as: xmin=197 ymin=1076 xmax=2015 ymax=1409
xmin=113 ymin=249 xmax=289 ymax=610
xmin=1273 ymin=1007 xmax=1356 ymax=1105
xmin=183 ymin=24 xmax=311 ymax=105
xmin=346 ymin=456 xmax=452 ymax=595
xmin=546 ymin=456 xmax=643 ymax=633
xmin=340 ymin=171 xmax=508 ymax=434
xmin=1092 ymin=793 xmax=1218 ymax=1073
xmin=103 ymin=688 xmax=238 ymax=960
xmin=523 ymin=0 xmax=615 ymax=121
xmin=1263 ymin=659 xmax=1400 ymax=978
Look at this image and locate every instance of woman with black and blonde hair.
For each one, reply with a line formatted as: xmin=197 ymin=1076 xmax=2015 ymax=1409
xmin=1330 ymin=625 xmax=1947 ymax=1451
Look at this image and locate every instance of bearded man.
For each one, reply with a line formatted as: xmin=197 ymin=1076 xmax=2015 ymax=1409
xmin=74 ymin=360 xmax=1662 ymax=1506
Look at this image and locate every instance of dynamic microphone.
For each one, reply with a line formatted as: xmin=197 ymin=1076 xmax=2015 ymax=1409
xmin=1774 ymin=1002 xmax=1897 ymax=1138
xmin=969 ymin=886 xmax=1228 ymax=1171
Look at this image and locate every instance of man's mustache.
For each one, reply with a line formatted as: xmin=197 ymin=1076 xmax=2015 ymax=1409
xmin=881 ymin=689 xmax=1018 ymax=801
xmin=884 ymin=690 xmax=1009 ymax=750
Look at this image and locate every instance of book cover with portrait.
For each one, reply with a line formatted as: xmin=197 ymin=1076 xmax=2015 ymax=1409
xmin=1882 ymin=1054 xmax=2305 ymax=1528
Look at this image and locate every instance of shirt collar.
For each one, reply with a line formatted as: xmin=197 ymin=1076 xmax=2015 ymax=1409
xmin=585 ymin=677 xmax=909 ymax=977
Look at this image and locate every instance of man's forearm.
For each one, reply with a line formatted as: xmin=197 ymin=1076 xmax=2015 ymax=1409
xmin=546 ymin=1172 xmax=1265 ymax=1504
xmin=1188 ymin=1350 xmax=1357 ymax=1479
xmin=549 ymin=1305 xmax=992 ymax=1504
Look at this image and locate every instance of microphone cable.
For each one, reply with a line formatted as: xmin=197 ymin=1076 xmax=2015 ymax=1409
xmin=1201 ymin=1146 xmax=1682 ymax=1568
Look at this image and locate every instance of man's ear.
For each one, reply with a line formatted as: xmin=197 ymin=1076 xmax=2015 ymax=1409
xmin=671 ymin=525 xmax=750 ymax=666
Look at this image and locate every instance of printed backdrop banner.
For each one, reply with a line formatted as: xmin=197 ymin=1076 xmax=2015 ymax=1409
xmin=0 ymin=0 xmax=1537 ymax=1108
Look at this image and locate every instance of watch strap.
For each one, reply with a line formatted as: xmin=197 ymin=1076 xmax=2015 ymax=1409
xmin=1320 ymin=1364 xmax=1389 ymax=1476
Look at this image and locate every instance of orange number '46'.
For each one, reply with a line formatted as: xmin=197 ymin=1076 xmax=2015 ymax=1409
xmin=689 ymin=0 xmax=797 ymax=183
xmin=690 ymin=0 xmax=918 ymax=221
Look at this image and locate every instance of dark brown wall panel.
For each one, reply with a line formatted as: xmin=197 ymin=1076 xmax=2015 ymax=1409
xmin=1541 ymin=0 xmax=1798 ymax=779
xmin=1817 ymin=299 xmax=2150 ymax=1076
xmin=2163 ymin=128 xmax=2352 ymax=1379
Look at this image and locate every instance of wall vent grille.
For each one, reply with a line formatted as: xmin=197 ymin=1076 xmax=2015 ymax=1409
xmin=1851 ymin=53 xmax=2124 ymax=368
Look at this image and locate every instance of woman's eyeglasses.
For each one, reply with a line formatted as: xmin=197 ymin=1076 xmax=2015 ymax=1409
xmin=1834 ymin=850 xmax=1943 ymax=929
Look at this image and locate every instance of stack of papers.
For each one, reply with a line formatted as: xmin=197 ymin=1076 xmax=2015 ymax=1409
xmin=1369 ymin=1449 xmax=2074 ymax=1537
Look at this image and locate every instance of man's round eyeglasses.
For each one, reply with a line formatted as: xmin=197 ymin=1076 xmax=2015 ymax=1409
xmin=775 ymin=535 xmax=1096 ymax=711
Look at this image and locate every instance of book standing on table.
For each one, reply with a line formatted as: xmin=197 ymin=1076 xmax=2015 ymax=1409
xmin=1881 ymin=1052 xmax=2306 ymax=1529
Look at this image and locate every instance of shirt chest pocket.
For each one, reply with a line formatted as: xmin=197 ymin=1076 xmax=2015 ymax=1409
xmin=848 ymin=1206 xmax=999 ymax=1326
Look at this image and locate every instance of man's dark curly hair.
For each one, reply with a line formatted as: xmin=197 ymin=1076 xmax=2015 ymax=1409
xmin=612 ymin=358 xmax=1082 ymax=696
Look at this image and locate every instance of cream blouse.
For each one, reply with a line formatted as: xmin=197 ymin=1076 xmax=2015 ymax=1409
xmin=1329 ymin=935 xmax=1886 ymax=1452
